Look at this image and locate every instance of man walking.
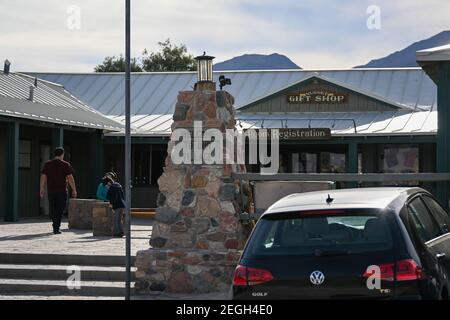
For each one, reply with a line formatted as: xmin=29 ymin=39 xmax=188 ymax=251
xmin=40 ymin=147 xmax=77 ymax=234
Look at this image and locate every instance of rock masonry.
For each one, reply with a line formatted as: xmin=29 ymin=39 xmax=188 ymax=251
xmin=135 ymin=82 xmax=250 ymax=294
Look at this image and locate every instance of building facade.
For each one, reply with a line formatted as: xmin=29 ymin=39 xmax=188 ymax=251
xmin=0 ymin=71 xmax=122 ymax=221
xmin=30 ymin=67 xmax=439 ymax=210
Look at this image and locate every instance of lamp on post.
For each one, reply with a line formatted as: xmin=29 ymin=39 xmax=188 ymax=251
xmin=194 ymin=53 xmax=215 ymax=90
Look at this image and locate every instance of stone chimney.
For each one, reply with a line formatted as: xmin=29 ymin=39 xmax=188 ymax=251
xmin=135 ymin=54 xmax=250 ymax=295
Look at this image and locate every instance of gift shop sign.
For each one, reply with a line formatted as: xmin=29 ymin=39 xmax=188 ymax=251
xmin=287 ymin=89 xmax=347 ymax=104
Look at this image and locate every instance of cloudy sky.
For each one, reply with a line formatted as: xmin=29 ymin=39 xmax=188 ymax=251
xmin=1 ymin=0 xmax=450 ymax=72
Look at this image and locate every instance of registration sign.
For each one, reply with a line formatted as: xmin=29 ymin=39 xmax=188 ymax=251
xmin=252 ymin=128 xmax=332 ymax=140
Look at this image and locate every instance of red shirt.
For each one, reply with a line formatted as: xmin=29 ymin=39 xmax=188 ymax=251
xmin=42 ymin=159 xmax=75 ymax=193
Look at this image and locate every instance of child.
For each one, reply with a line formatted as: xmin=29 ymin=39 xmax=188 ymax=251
xmin=96 ymin=172 xmax=117 ymax=201
xmin=103 ymin=175 xmax=126 ymax=237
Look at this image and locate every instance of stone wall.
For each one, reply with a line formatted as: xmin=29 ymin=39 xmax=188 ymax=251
xmin=68 ymin=199 xmax=104 ymax=229
xmin=92 ymin=202 xmax=117 ymax=236
xmin=135 ymin=249 xmax=241 ymax=294
xmin=135 ymin=85 xmax=251 ymax=295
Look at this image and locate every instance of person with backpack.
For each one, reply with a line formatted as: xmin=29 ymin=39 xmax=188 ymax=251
xmin=96 ymin=172 xmax=117 ymax=201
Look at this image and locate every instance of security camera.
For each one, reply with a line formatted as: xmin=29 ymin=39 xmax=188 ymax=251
xmin=219 ymin=75 xmax=231 ymax=90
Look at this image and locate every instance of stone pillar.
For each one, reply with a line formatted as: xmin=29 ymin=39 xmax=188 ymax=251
xmin=68 ymin=198 xmax=104 ymax=230
xmin=92 ymin=202 xmax=117 ymax=236
xmin=135 ymin=84 xmax=250 ymax=295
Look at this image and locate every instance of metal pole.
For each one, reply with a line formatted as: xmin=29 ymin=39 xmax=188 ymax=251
xmin=125 ymin=0 xmax=131 ymax=301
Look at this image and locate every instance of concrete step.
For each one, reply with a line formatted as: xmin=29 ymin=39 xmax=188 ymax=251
xmin=0 ymin=253 xmax=135 ymax=267
xmin=0 ymin=264 xmax=136 ymax=281
xmin=0 ymin=279 xmax=131 ymax=297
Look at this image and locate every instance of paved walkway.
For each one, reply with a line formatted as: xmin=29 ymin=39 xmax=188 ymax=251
xmin=0 ymin=217 xmax=153 ymax=256
xmin=0 ymin=218 xmax=232 ymax=300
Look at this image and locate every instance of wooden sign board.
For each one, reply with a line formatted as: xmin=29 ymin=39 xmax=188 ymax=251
xmin=287 ymin=89 xmax=347 ymax=104
xmin=252 ymin=128 xmax=332 ymax=140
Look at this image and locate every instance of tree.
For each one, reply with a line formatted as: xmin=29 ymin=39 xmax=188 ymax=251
xmin=94 ymin=55 xmax=142 ymax=72
xmin=94 ymin=39 xmax=196 ymax=72
xmin=141 ymin=39 xmax=196 ymax=72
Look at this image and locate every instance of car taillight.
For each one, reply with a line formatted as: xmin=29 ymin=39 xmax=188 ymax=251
xmin=363 ymin=259 xmax=426 ymax=281
xmin=395 ymin=259 xmax=426 ymax=281
xmin=233 ymin=265 xmax=274 ymax=286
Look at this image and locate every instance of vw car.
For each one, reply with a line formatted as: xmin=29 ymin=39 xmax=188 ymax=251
xmin=233 ymin=188 xmax=450 ymax=300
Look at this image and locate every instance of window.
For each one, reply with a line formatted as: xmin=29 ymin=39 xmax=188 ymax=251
xmin=243 ymin=211 xmax=393 ymax=258
xmin=291 ymin=153 xmax=317 ymax=173
xmin=407 ymin=197 xmax=442 ymax=243
xmin=381 ymin=146 xmax=419 ymax=173
xmin=380 ymin=146 xmax=419 ymax=186
xmin=320 ymin=152 xmax=345 ymax=173
xmin=422 ymin=196 xmax=450 ymax=233
xmin=19 ymin=140 xmax=31 ymax=169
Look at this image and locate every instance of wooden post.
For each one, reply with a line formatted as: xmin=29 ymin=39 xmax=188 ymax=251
xmin=5 ymin=121 xmax=19 ymax=222
xmin=89 ymin=130 xmax=104 ymax=198
xmin=436 ymin=62 xmax=450 ymax=209
xmin=51 ymin=127 xmax=64 ymax=152
xmin=346 ymin=142 xmax=358 ymax=188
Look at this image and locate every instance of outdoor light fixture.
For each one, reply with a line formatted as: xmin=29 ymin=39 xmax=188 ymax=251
xmin=219 ymin=75 xmax=231 ymax=90
xmin=195 ymin=52 xmax=214 ymax=82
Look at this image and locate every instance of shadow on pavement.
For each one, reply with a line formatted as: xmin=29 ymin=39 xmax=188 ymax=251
xmin=0 ymin=232 xmax=55 ymax=241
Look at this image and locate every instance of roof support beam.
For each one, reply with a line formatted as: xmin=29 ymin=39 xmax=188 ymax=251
xmin=232 ymin=172 xmax=450 ymax=182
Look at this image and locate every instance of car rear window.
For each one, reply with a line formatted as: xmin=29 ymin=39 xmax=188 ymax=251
xmin=244 ymin=210 xmax=394 ymax=258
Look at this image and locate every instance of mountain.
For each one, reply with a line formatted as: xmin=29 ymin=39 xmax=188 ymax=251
xmin=214 ymin=53 xmax=300 ymax=71
xmin=357 ymin=30 xmax=450 ymax=68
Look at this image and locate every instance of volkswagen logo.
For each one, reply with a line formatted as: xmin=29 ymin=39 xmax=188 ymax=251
xmin=310 ymin=270 xmax=325 ymax=285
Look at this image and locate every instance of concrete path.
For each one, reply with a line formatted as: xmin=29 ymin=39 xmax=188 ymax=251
xmin=0 ymin=218 xmax=232 ymax=300
xmin=0 ymin=217 xmax=152 ymax=256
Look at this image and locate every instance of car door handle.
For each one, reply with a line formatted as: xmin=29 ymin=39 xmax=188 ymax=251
xmin=436 ymin=253 xmax=446 ymax=260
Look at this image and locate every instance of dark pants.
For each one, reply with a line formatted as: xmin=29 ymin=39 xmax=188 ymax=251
xmin=48 ymin=192 xmax=67 ymax=232
xmin=113 ymin=208 xmax=124 ymax=236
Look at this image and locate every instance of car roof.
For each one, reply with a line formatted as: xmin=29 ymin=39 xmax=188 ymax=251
xmin=263 ymin=187 xmax=426 ymax=216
